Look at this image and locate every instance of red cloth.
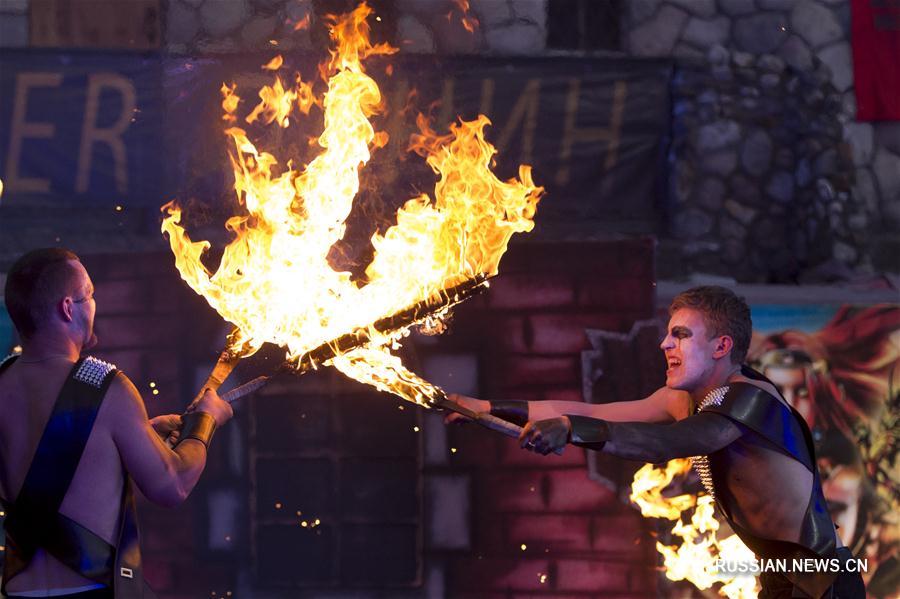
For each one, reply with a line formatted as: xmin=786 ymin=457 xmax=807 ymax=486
xmin=851 ymin=0 xmax=900 ymax=121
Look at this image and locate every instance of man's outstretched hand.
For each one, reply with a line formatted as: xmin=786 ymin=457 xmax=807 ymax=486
xmin=520 ymin=416 xmax=572 ymax=455
xmin=443 ymin=393 xmax=490 ymax=424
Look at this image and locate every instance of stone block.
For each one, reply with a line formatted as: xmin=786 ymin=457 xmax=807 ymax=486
xmin=873 ymin=149 xmax=900 ymax=203
xmin=845 ymin=122 xmax=874 ymax=166
xmin=852 ymin=168 xmax=879 ymax=216
xmin=694 ymin=176 xmax=726 ymax=210
xmin=627 ymin=0 xmax=662 ymax=24
xmin=757 ymin=53 xmax=786 ymax=73
xmin=724 ymin=198 xmax=757 ymax=225
xmin=700 ymin=150 xmax=738 ymax=176
xmin=791 ymin=1 xmax=843 ymax=49
xmin=757 ymin=0 xmax=797 ymax=9
xmin=817 ymin=42 xmax=853 ymax=92
xmin=627 ymin=4 xmax=689 ymax=56
xmin=681 ymin=15 xmax=730 ymax=48
xmin=200 ymin=0 xmax=248 ymax=37
xmin=741 ymin=129 xmax=774 ymax=176
xmin=670 ymin=0 xmax=717 ymax=18
xmin=167 ymin=1 xmax=200 ymax=46
xmin=471 ymin=0 xmax=511 ymax=28
xmin=674 ymin=42 xmax=706 ymax=59
xmin=874 ymin=122 xmax=900 ymax=155
xmin=719 ymin=0 xmax=756 ymax=16
xmin=511 ymin=0 xmax=547 ymax=28
xmin=766 ymin=170 xmax=795 ymax=203
xmin=696 ymin=119 xmax=741 ymax=151
xmin=778 ymin=34 xmax=813 ymax=70
xmin=734 ymin=13 xmax=788 ymax=54
xmin=431 ymin=10 xmax=480 ymax=54
xmin=486 ymin=22 xmax=544 ymax=55
xmin=240 ymin=14 xmax=277 ymax=48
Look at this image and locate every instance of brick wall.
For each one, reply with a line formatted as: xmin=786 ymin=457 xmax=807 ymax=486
xmin=69 ymin=239 xmax=660 ymax=598
xmin=438 ymin=239 xmax=660 ymax=598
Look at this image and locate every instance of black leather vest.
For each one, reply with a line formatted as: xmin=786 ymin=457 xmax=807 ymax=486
xmin=0 ymin=355 xmax=152 ymax=598
xmin=699 ymin=366 xmax=839 ymax=598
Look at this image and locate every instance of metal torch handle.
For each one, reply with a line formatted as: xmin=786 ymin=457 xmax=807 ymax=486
xmin=220 ymin=375 xmax=271 ymax=403
xmin=167 ymin=349 xmax=241 ymax=448
xmin=474 ymin=412 xmax=564 ymax=456
xmin=435 ymin=394 xmax=564 ymax=456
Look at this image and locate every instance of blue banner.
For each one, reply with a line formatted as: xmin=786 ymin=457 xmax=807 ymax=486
xmin=0 ymin=50 xmax=163 ymax=206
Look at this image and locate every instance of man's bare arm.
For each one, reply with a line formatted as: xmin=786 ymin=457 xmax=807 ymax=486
xmin=521 ymin=412 xmax=743 ymax=461
xmin=449 ymin=386 xmax=690 ymax=425
xmin=105 ymin=375 xmax=230 ymax=507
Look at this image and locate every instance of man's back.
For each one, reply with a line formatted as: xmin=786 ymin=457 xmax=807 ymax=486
xmin=0 ymin=357 xmax=124 ymax=593
xmin=706 ymin=373 xmax=820 ymax=548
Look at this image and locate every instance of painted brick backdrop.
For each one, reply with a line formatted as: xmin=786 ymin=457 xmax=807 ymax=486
xmin=70 ymin=239 xmax=661 ymax=598
xmin=439 ymin=239 xmax=660 ymax=598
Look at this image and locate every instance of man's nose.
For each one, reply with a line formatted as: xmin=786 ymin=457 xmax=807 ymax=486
xmin=660 ymin=335 xmax=674 ymax=351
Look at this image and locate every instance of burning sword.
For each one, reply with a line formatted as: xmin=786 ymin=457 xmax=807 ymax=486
xmin=192 ymin=273 xmax=491 ymax=399
xmin=188 ymin=272 xmax=560 ymax=452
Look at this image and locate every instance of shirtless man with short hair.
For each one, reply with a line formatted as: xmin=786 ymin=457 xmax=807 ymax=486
xmin=0 ymin=248 xmax=233 ymax=598
xmin=450 ymin=286 xmax=865 ymax=598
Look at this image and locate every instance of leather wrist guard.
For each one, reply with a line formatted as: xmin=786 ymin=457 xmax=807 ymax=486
xmin=567 ymin=415 xmax=610 ymax=450
xmin=178 ymin=412 xmax=217 ymax=449
xmin=489 ymin=400 xmax=529 ymax=427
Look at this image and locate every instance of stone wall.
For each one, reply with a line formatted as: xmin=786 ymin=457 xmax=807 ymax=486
xmin=622 ymin=0 xmax=900 ymax=280
xmin=160 ymin=0 xmax=898 ymax=280
xmin=165 ymin=0 xmax=548 ymax=55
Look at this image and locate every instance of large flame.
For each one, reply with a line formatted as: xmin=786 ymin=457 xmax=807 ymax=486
xmin=161 ymin=2 xmax=542 ymax=405
xmin=631 ymin=459 xmax=760 ymax=599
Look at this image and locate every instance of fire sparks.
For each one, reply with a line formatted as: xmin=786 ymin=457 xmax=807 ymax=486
xmin=262 ymin=54 xmax=284 ymax=71
xmin=448 ymin=0 xmax=479 ymax=33
xmin=161 ymin=2 xmax=542 ymax=406
xmin=630 ymin=459 xmax=760 ymax=599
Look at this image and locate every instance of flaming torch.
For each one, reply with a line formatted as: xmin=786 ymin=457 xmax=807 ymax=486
xmin=630 ymin=460 xmax=760 ymax=598
xmin=161 ymin=3 xmax=543 ymax=431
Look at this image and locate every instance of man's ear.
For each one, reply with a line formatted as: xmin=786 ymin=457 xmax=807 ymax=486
xmin=713 ymin=335 xmax=734 ymax=360
xmin=60 ymin=296 xmax=75 ymax=322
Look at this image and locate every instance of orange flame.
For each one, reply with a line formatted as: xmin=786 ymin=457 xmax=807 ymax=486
xmin=292 ymin=13 xmax=311 ymax=31
xmin=262 ymin=54 xmax=283 ymax=71
xmin=161 ymin=2 xmax=543 ymax=405
xmin=449 ymin=0 xmax=479 ymax=33
xmin=631 ymin=460 xmax=760 ymax=599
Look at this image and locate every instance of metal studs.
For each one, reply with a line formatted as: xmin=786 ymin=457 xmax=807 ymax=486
xmin=74 ymin=356 xmax=117 ymax=388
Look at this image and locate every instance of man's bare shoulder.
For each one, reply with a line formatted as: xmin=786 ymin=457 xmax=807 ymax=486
xmin=729 ymin=373 xmax=790 ymax=409
xmin=98 ymin=372 xmax=149 ymax=425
